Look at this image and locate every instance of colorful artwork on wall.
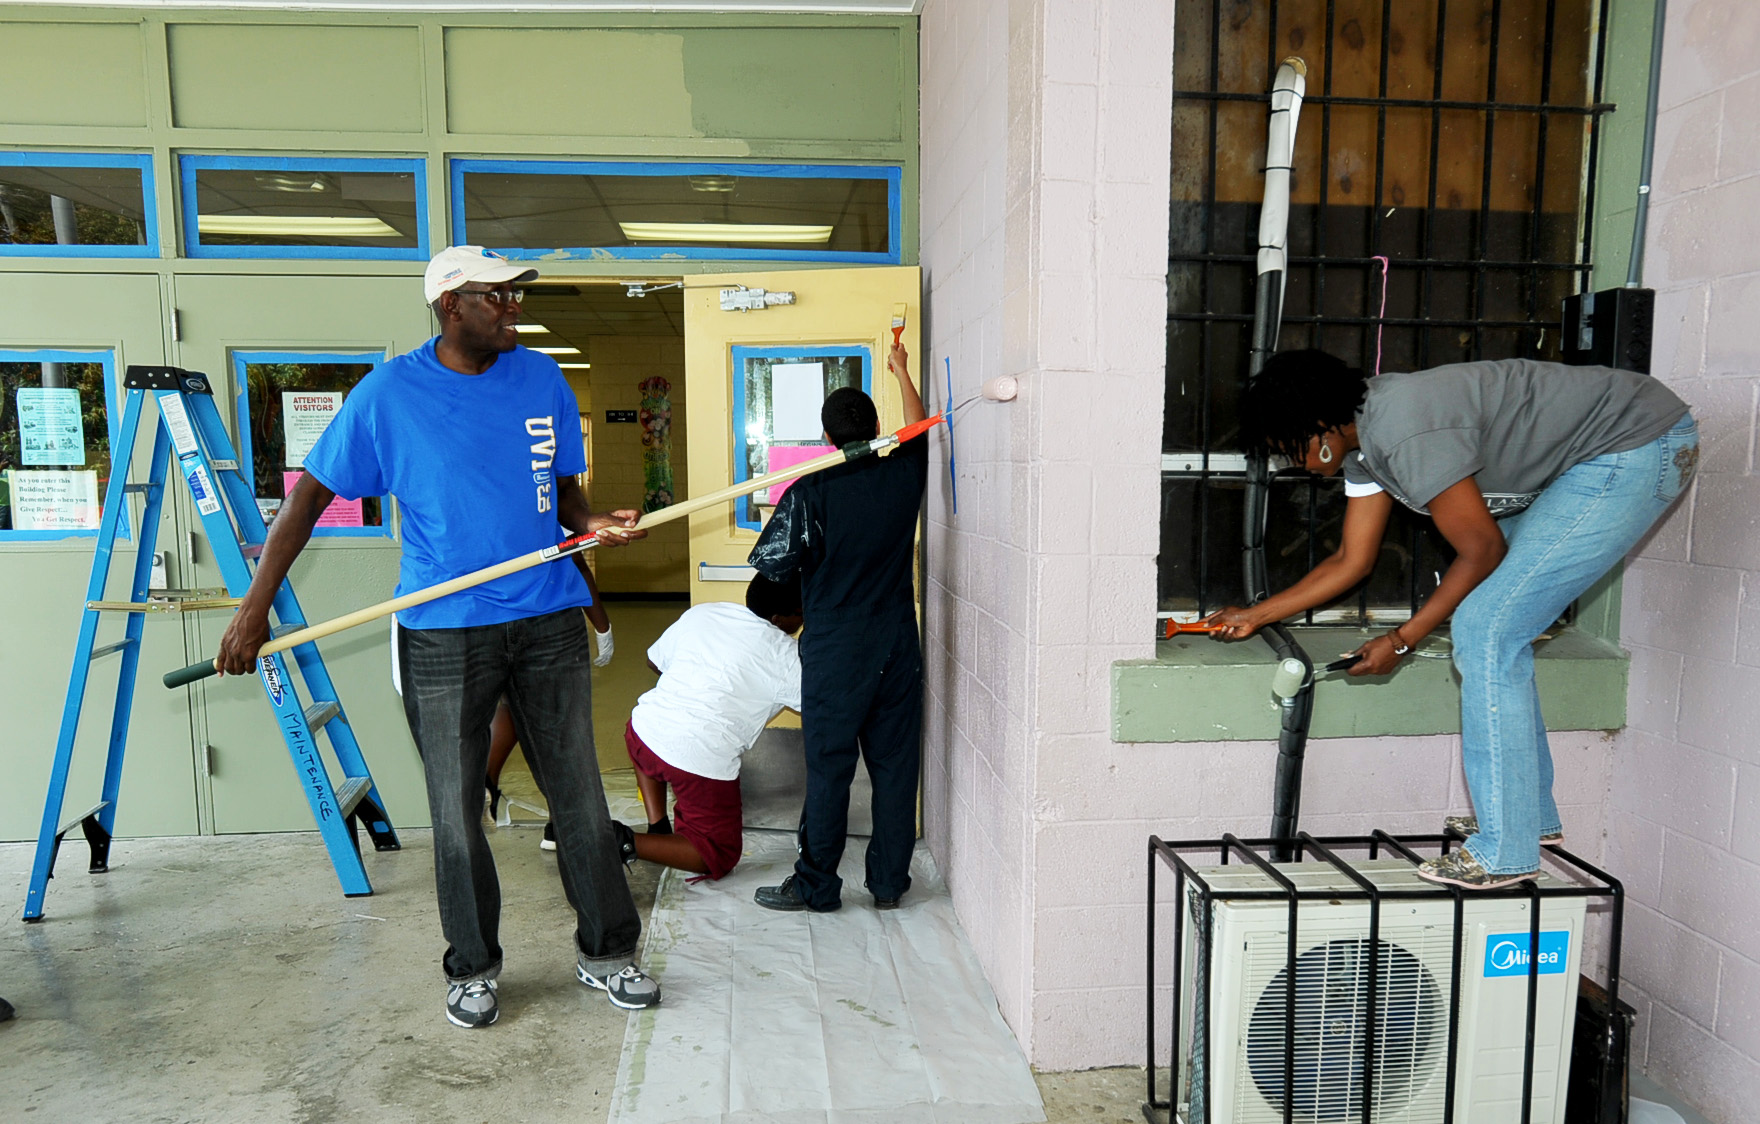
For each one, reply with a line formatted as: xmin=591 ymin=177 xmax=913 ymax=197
xmin=638 ymin=375 xmax=673 ymax=513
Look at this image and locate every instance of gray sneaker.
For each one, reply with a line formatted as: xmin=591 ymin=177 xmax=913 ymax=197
xmin=1443 ymin=814 xmax=1565 ymax=846
xmin=445 ymin=977 xmax=499 ymax=1028
xmin=1416 ymin=848 xmax=1540 ymax=890
xmin=577 ymin=960 xmax=662 ymax=1010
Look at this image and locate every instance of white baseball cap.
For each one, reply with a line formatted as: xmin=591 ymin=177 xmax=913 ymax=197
xmin=422 ymin=245 xmax=539 ymax=305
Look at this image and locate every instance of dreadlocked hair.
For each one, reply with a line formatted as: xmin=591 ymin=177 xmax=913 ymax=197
xmin=1238 ymin=349 xmax=1370 ymax=461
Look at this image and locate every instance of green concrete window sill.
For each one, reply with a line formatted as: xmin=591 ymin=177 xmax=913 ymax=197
xmin=1111 ymin=625 xmax=1628 ymax=742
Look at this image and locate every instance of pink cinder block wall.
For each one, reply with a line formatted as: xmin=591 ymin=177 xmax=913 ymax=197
xmin=1608 ymin=3 xmax=1760 ymax=1119
xmin=919 ymin=0 xmax=1616 ymax=1071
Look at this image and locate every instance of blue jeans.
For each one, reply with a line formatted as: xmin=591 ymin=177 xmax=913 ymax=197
xmin=397 ymin=607 xmax=640 ymax=981
xmin=1455 ymin=413 xmax=1699 ymax=875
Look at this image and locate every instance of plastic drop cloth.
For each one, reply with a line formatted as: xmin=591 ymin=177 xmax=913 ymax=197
xmin=609 ymin=830 xmax=1046 ymax=1124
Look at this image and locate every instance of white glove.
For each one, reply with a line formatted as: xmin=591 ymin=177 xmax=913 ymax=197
xmin=593 ymin=625 xmax=615 ymax=667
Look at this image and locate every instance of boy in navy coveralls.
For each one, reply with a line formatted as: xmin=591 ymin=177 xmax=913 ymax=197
xmin=748 ymin=342 xmax=927 ymax=912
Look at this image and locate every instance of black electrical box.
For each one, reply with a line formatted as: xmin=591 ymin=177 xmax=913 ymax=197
xmin=1561 ymin=287 xmax=1655 ymax=373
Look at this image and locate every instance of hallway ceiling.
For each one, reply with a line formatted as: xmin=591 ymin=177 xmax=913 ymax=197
xmin=520 ymin=282 xmax=683 ymax=358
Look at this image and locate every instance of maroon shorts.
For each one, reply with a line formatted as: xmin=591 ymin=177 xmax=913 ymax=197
xmin=624 ymin=721 xmax=744 ymax=880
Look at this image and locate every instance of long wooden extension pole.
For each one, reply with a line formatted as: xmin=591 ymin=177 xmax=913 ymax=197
xmin=164 ymin=415 xmax=941 ymax=688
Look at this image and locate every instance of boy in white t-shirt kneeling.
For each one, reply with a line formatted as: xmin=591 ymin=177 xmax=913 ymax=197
xmin=614 ymin=575 xmax=803 ymax=879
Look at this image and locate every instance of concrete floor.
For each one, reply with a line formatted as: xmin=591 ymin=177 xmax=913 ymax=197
xmin=0 ymin=829 xmax=1145 ymax=1123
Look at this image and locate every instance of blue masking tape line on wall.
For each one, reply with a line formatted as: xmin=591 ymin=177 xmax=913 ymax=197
xmin=730 ymin=344 xmax=872 ymax=532
xmin=0 ymin=152 xmax=159 ymax=259
xmin=1 ymin=348 xmax=127 ymax=540
xmin=180 ymin=155 xmax=428 ymax=261
xmin=230 ymin=350 xmax=392 ymax=539
xmin=449 ymin=159 xmax=901 ymax=265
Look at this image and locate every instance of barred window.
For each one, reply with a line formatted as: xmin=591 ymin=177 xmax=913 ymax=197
xmin=1162 ymin=0 xmax=1612 ymax=623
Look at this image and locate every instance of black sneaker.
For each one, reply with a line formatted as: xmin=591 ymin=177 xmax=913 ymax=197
xmin=613 ymin=820 xmax=638 ymax=866
xmin=540 ymin=822 xmax=556 ymax=852
xmin=754 ymin=874 xmax=838 ymax=912
xmin=445 ymin=977 xmax=499 ymax=1028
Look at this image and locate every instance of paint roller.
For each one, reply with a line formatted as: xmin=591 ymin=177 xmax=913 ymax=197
xmin=980 ymin=375 xmax=1018 ymax=401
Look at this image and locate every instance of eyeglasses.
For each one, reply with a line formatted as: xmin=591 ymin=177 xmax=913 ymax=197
xmin=455 ymin=287 xmax=526 ymax=307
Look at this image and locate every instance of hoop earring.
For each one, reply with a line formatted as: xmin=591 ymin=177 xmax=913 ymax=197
xmin=1319 ymin=442 xmax=1334 ymax=465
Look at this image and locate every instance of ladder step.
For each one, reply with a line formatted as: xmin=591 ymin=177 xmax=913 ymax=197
xmin=334 ymin=777 xmax=372 ymax=819
xmin=241 ymin=543 xmax=264 ymax=560
xmin=57 ymin=801 xmax=109 ymax=839
xmin=210 ymin=459 xmax=240 ymax=471
xmin=90 ymin=639 xmax=138 ymax=659
xmin=271 ymin=623 xmax=307 ymax=639
xmin=304 ymin=700 xmax=341 ymax=730
xmin=124 ymin=483 xmax=153 ymax=495
xmin=87 ymin=597 xmax=241 ymax=613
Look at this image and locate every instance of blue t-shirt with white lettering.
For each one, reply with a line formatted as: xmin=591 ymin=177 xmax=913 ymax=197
xmin=303 ymin=339 xmax=591 ymax=629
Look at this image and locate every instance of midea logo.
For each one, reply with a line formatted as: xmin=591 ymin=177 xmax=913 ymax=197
xmin=1489 ymin=941 xmax=1528 ymax=971
xmin=1482 ymin=930 xmax=1569 ymax=977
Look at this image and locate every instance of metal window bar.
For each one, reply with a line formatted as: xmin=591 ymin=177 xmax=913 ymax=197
xmin=1143 ymin=830 xmax=1625 ymax=1124
xmin=1162 ymin=0 xmax=1616 ymax=624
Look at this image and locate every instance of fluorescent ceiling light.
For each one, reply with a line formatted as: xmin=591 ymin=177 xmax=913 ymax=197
xmin=514 ymin=323 xmax=549 ymax=334
xmin=619 ymin=221 xmax=834 ymax=245
xmin=531 ymin=346 xmax=581 ymax=355
xmin=558 ymin=363 xmax=592 ymax=370
xmin=197 ymin=215 xmax=402 ymax=238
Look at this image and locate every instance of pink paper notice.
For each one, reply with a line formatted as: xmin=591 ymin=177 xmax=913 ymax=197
xmin=766 ymin=445 xmax=836 ymax=505
xmin=283 ymin=471 xmax=365 ymax=528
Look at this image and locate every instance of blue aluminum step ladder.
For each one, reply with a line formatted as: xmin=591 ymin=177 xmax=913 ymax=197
xmin=23 ymin=364 xmax=400 ymax=922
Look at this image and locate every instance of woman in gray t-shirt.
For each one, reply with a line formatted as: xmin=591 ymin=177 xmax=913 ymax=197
xmin=1205 ymin=349 xmax=1698 ymax=890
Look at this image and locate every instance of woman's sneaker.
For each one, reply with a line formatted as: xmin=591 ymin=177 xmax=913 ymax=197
xmin=540 ymin=822 xmax=557 ymax=851
xmin=445 ymin=977 xmax=499 ymax=1028
xmin=1416 ymin=849 xmax=1540 ymax=890
xmin=1443 ymin=814 xmax=1565 ymax=846
xmin=577 ymin=959 xmax=662 ymax=1010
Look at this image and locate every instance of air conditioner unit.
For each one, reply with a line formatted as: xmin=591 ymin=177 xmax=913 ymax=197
xmin=1176 ymin=859 xmax=1586 ymax=1124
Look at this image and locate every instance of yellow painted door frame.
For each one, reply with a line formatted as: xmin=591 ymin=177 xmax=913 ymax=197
xmin=682 ymin=266 xmax=922 ymax=603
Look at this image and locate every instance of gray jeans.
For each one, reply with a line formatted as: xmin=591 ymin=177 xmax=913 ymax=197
xmin=397 ymin=607 xmax=640 ymax=981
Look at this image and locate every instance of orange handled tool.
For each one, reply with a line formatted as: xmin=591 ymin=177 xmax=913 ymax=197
xmin=1164 ymin=619 xmax=1227 ymax=638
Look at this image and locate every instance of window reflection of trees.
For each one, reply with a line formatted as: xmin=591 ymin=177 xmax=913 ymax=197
xmin=0 ymin=361 xmax=111 ymax=532
xmin=245 ymin=363 xmax=380 ymax=526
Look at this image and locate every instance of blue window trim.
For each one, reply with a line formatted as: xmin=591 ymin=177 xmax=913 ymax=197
xmin=451 ymin=159 xmax=902 ymax=265
xmin=231 ymin=350 xmax=393 ymax=539
xmin=181 ymin=155 xmax=429 ymax=261
xmin=729 ymin=344 xmax=872 ymax=532
xmin=1 ymin=347 xmax=128 ymax=542
xmin=0 ymin=152 xmax=158 ymax=259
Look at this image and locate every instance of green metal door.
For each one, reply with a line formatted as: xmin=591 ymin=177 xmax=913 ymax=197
xmin=172 ymin=273 xmax=432 ymax=834
xmin=0 ymin=271 xmax=199 ymax=841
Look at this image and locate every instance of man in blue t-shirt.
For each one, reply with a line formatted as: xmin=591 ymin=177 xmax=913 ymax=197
xmin=217 ymin=246 xmax=661 ymax=1028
